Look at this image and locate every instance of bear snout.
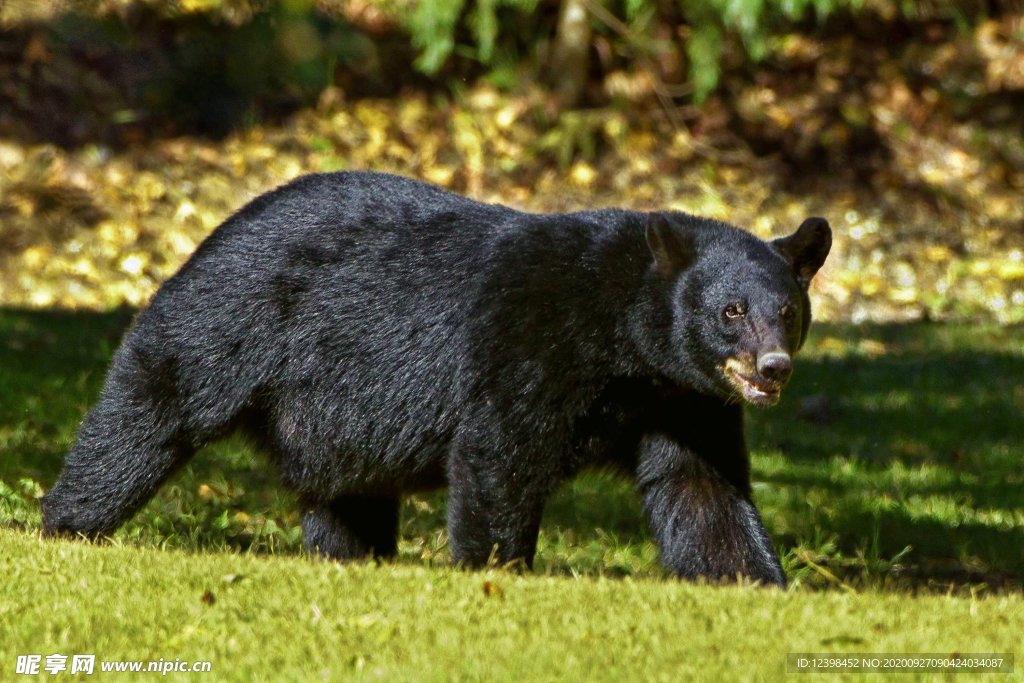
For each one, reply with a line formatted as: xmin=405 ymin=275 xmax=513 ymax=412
xmin=756 ymin=351 xmax=792 ymax=384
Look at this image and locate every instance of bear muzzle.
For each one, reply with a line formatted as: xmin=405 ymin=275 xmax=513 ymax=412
xmin=722 ymin=354 xmax=791 ymax=407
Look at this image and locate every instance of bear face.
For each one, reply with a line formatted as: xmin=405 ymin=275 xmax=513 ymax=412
xmin=639 ymin=213 xmax=831 ymax=406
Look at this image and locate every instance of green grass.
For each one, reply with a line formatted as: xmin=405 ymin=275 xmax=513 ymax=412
xmin=2 ymin=308 xmax=1023 ymax=678
xmin=2 ymin=529 xmax=1022 ymax=681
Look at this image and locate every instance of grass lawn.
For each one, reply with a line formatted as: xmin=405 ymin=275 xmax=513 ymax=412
xmin=1 ymin=308 xmax=1022 ymax=679
xmin=3 ymin=530 xmax=1021 ymax=681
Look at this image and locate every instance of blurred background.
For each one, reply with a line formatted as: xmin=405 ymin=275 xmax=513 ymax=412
xmin=0 ymin=0 xmax=1022 ymax=322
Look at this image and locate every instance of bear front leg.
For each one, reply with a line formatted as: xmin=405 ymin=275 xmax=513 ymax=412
xmin=302 ymin=495 xmax=400 ymax=560
xmin=636 ymin=432 xmax=786 ymax=586
xmin=446 ymin=444 xmax=548 ymax=570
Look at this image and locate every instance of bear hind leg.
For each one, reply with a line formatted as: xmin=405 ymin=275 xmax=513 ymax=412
xmin=41 ymin=374 xmax=195 ymax=539
xmin=302 ymin=495 xmax=400 ymax=560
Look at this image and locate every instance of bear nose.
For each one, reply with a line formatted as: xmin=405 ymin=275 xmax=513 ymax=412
xmin=757 ymin=351 xmax=792 ymax=383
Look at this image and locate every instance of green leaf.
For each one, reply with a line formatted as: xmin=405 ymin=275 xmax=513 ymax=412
xmin=408 ymin=0 xmax=467 ymax=75
xmin=470 ymin=0 xmax=498 ymax=64
xmin=686 ymin=23 xmax=724 ymax=102
xmin=624 ymin=0 xmax=647 ymax=22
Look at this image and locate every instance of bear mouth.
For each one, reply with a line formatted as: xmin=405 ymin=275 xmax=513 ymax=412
xmin=722 ymin=359 xmax=783 ymax=407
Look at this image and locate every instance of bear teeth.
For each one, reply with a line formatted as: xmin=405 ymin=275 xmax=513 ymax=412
xmin=723 ymin=362 xmax=782 ymax=405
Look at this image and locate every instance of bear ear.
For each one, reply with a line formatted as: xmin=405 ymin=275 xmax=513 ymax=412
xmin=645 ymin=214 xmax=695 ymax=276
xmin=773 ymin=217 xmax=832 ymax=289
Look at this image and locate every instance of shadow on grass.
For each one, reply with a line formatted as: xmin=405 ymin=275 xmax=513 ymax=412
xmin=747 ymin=322 xmax=1024 ymax=589
xmin=2 ymin=308 xmax=1021 ymax=590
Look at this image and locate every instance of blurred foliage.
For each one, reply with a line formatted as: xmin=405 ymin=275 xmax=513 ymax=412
xmin=4 ymin=1 xmax=1015 ymax=104
xmin=408 ymin=0 xmax=543 ymax=75
xmin=385 ymin=0 xmax=1010 ymax=101
xmin=0 ymin=0 xmax=1022 ymax=323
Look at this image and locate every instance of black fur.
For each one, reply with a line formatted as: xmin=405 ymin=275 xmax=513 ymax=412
xmin=41 ymin=171 xmax=831 ymax=585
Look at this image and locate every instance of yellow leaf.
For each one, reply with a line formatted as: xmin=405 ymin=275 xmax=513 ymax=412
xmin=925 ymin=246 xmax=953 ymax=262
xmin=570 ymin=162 xmax=596 ymax=188
xmin=119 ymin=254 xmax=147 ymax=276
xmin=22 ymin=245 xmax=51 ymax=269
xmin=997 ymin=262 xmax=1024 ymax=280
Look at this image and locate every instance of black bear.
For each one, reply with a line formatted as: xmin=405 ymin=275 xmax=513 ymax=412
xmin=42 ymin=171 xmax=831 ymax=586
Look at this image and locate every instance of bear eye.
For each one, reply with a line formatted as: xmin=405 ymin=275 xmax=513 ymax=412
xmin=724 ymin=302 xmax=747 ymax=319
xmin=780 ymin=304 xmax=797 ymax=320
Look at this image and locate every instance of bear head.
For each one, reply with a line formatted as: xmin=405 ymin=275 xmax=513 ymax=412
xmin=637 ymin=212 xmax=832 ymax=407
